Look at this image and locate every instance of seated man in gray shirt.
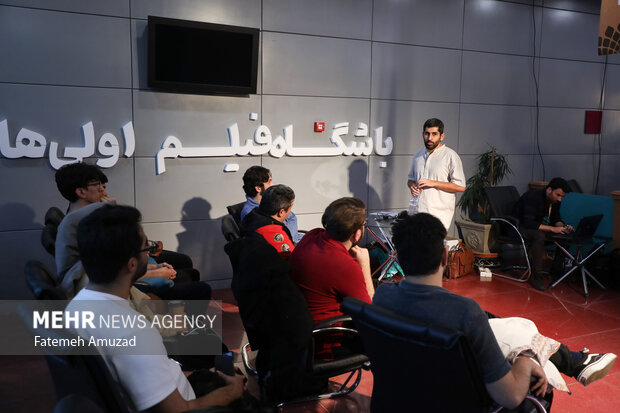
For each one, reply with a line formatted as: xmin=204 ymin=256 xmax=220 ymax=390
xmin=373 ymin=213 xmax=615 ymax=408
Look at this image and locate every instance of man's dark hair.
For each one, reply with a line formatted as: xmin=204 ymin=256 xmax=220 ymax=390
xmin=55 ymin=163 xmax=102 ymax=202
xmin=95 ymin=168 xmax=108 ymax=185
xmin=423 ymin=118 xmax=444 ymax=134
xmin=77 ymin=205 xmax=143 ymax=285
xmin=259 ymin=184 xmax=295 ymax=216
xmin=547 ymin=177 xmax=570 ymax=193
xmin=242 ymin=166 xmax=271 ymax=197
xmin=392 ymin=213 xmax=447 ymax=276
xmin=321 ymin=197 xmax=366 ymax=242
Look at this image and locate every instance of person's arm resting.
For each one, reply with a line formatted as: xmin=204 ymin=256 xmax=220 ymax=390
xmin=485 ymin=357 xmax=548 ymax=409
xmin=417 ymin=179 xmax=465 ymax=193
xmin=151 ymin=373 xmax=244 ymax=413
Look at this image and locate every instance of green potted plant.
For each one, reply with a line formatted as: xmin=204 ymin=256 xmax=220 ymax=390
xmin=456 ymin=147 xmax=512 ymax=253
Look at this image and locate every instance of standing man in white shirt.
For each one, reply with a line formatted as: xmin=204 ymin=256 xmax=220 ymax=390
xmin=407 ymin=118 xmax=466 ymax=231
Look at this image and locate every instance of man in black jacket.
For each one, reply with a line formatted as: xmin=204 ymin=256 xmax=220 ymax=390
xmin=240 ymin=184 xmax=296 ymax=258
xmin=514 ymin=177 xmax=573 ymax=290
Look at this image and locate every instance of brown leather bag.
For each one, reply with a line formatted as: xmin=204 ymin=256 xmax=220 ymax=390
xmin=444 ymin=241 xmax=475 ymax=279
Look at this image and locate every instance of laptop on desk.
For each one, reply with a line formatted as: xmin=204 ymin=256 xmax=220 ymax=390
xmin=551 ymin=214 xmax=603 ymax=243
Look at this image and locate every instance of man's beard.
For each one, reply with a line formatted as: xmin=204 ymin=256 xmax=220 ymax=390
xmin=425 ymin=140 xmax=440 ymax=151
xmin=132 ymin=260 xmax=148 ymax=283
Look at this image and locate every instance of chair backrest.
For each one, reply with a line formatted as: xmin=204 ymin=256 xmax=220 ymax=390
xmin=566 ymin=179 xmax=583 ymax=193
xmin=342 ymin=297 xmax=491 ymax=413
xmin=44 ymin=333 xmax=137 ymax=413
xmin=484 ymin=186 xmax=520 ymax=219
xmin=221 ymin=214 xmax=241 ymax=242
xmin=24 ymin=260 xmax=67 ymax=300
xmin=226 ymin=202 xmax=246 ymax=226
xmin=224 ymin=234 xmax=320 ymax=402
xmin=560 ymin=192 xmax=614 ymax=240
xmin=41 ymin=207 xmax=65 ymax=256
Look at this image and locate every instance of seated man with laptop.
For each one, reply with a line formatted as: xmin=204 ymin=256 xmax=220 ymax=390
xmin=513 ymin=177 xmax=575 ymax=290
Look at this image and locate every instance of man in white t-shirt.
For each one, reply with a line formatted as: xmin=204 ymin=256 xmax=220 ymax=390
xmin=407 ymin=118 xmax=466 ymax=231
xmin=66 ymin=204 xmax=244 ymax=412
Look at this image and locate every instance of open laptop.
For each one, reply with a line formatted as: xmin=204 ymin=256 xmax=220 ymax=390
xmin=552 ymin=214 xmax=603 ymax=243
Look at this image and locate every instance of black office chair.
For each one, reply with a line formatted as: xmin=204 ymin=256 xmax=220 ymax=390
xmin=24 ymin=260 xmax=67 ymax=300
xmin=566 ymin=179 xmax=583 ymax=194
xmin=41 ymin=207 xmax=65 ymax=256
xmin=484 ymin=186 xmax=532 ymax=282
xmin=226 ymin=202 xmax=246 ymax=227
xmin=221 ymin=214 xmax=241 ymax=242
xmin=224 ymin=234 xmax=369 ymax=408
xmin=342 ymin=297 xmax=550 ymax=413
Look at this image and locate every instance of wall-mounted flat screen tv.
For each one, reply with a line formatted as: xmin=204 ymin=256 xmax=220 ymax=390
xmin=148 ymin=16 xmax=259 ymax=96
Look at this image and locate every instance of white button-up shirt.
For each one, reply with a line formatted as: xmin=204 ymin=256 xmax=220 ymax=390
xmin=407 ymin=144 xmax=465 ymax=230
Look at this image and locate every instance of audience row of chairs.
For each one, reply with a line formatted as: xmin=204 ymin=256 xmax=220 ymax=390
xmin=221 ymin=202 xmax=550 ymax=412
xmin=26 ymin=198 xmax=555 ymax=412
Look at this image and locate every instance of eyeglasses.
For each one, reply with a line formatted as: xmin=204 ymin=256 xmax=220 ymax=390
xmin=86 ymin=181 xmax=102 ymax=188
xmin=140 ymin=240 xmax=163 ymax=256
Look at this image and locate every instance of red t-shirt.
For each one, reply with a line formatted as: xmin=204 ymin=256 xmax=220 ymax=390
xmin=289 ymin=228 xmax=371 ymax=324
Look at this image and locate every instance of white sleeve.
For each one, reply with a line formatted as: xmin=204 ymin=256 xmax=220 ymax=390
xmin=449 ymin=153 xmax=466 ymax=187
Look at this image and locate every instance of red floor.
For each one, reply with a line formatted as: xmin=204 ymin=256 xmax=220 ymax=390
xmin=215 ymin=273 xmax=620 ymax=413
xmin=2 ymin=276 xmax=619 ymax=412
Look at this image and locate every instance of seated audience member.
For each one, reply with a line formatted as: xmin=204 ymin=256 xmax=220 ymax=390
xmin=373 ymin=213 xmax=616 ymax=408
xmin=54 ymin=162 xmax=210 ymax=301
xmin=240 ymin=184 xmax=296 ymax=258
xmin=66 ymin=205 xmax=245 ymax=412
xmin=240 ymin=165 xmax=300 ymax=242
xmin=514 ymin=177 xmax=573 ymax=290
xmin=290 ymin=197 xmax=374 ymax=324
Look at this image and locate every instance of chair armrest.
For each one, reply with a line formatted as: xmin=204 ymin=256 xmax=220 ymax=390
xmin=313 ymin=315 xmax=352 ymax=329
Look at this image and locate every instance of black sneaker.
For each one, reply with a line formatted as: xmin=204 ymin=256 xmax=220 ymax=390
xmin=575 ymin=352 xmax=617 ymax=386
xmin=529 ymin=276 xmax=547 ymax=291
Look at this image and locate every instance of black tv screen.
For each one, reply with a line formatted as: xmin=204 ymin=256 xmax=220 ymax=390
xmin=148 ymin=16 xmax=259 ymax=96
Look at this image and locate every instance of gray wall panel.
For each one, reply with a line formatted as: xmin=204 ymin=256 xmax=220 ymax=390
xmin=130 ymin=0 xmax=261 ymax=28
xmin=132 ymin=90 xmax=261 ymax=157
xmin=602 ymin=110 xmax=620 ymax=154
xmin=0 ymin=229 xmax=55 ymax=299
xmin=532 ymin=154 xmax=597 ymax=193
xmin=461 ymin=51 xmax=535 ymax=105
xmin=0 ymin=1 xmax=128 ymax=15
xmin=540 ymin=7 xmax=602 ymax=62
xmin=538 ymin=58 xmax=603 ymax=108
xmin=542 ymin=0 xmax=601 ymax=14
xmin=262 ymin=95 xmax=369 ymax=149
xmin=459 ymin=104 xmax=535 ymax=155
xmin=598 ymin=155 xmax=620 ymax=196
xmin=262 ymin=156 xmax=366 ymax=214
xmin=262 ymin=32 xmax=371 ymax=97
xmin=0 ymin=6 xmax=131 ymax=87
xmin=373 ymin=0 xmax=464 ymax=48
xmin=135 ymin=157 xmax=258 ymax=222
xmin=295 ymin=212 xmax=323 ymax=233
xmin=263 ymin=0 xmax=372 ymax=39
xmin=0 ymin=159 xmax=64 ymax=231
xmin=370 ymin=100 xmax=460 ymax=155
xmin=0 ymin=83 xmax=132 ymax=159
xmin=603 ymin=64 xmax=620 ymax=110
xmin=368 ymin=154 xmax=417 ymax=211
xmin=142 ymin=220 xmax=231 ymax=282
xmin=464 ymin=0 xmax=540 ymax=55
xmin=538 ymin=107 xmax=600 ymax=154
xmin=372 ymin=43 xmax=462 ymax=101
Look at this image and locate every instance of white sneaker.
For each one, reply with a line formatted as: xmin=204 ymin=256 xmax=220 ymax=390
xmin=575 ymin=353 xmax=617 ymax=386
